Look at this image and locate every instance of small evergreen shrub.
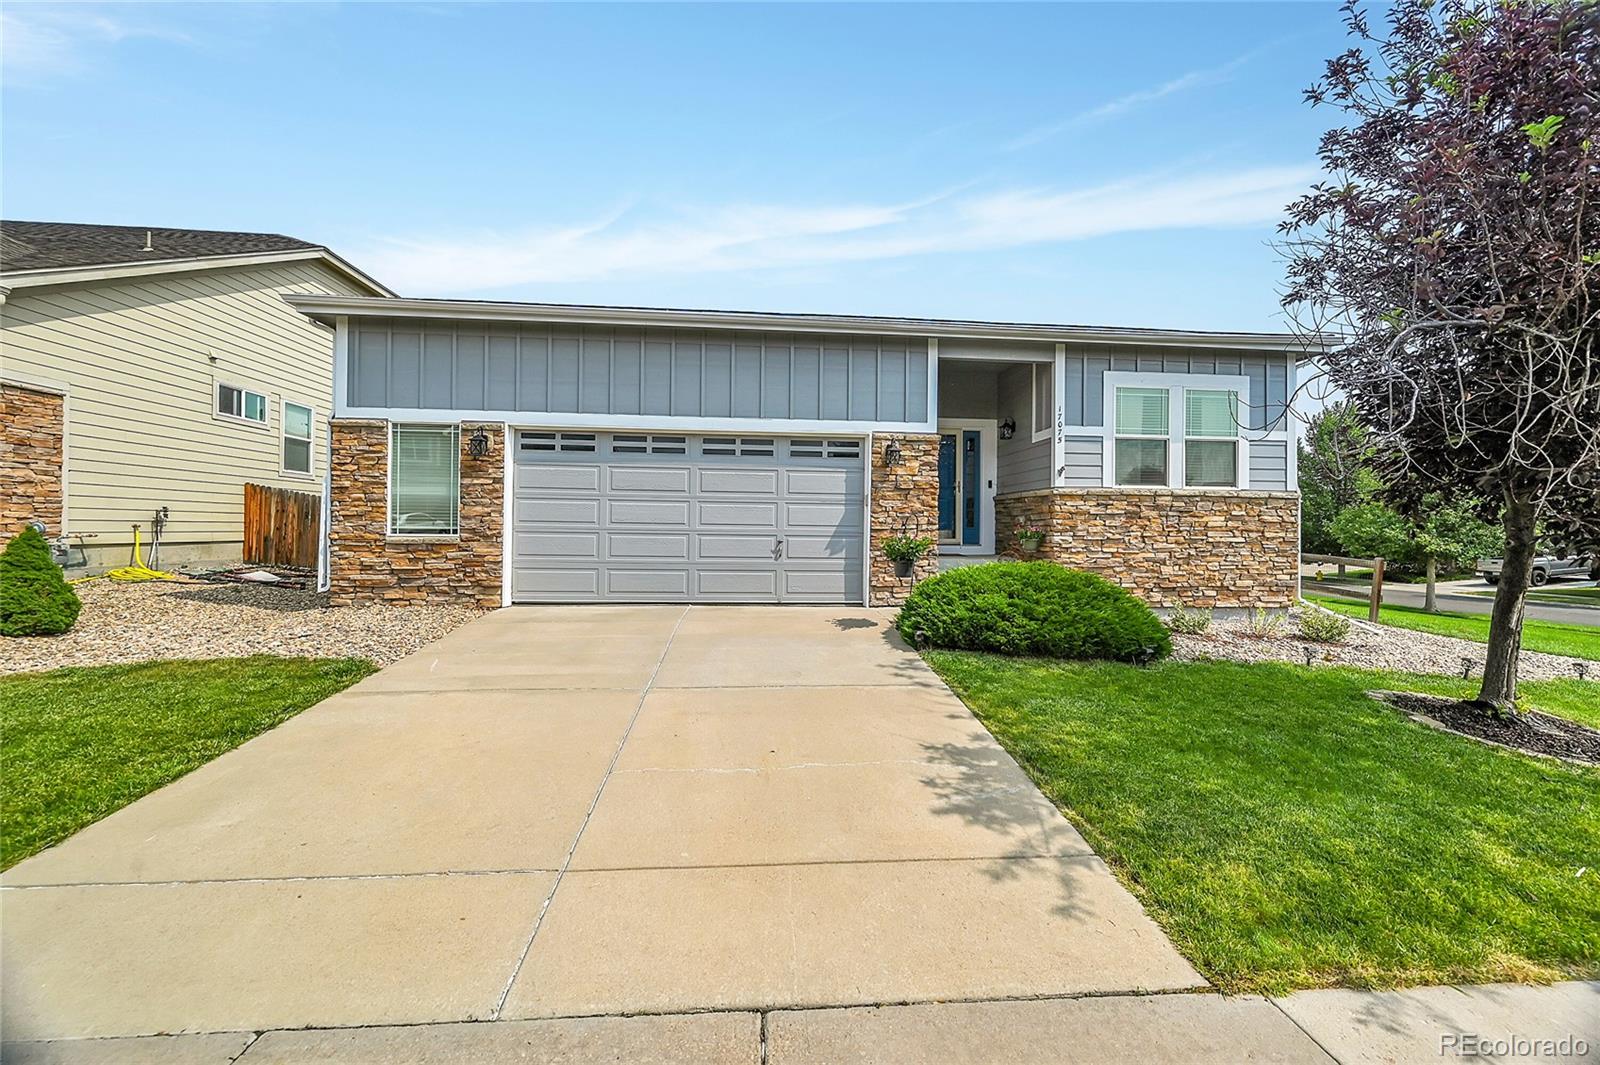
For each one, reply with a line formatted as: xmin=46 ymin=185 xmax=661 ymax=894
xmin=896 ymin=561 xmax=1171 ymax=662
xmin=1165 ymin=603 xmax=1213 ymax=635
xmin=0 ymin=528 xmax=82 ymax=637
xmin=1297 ymin=605 xmax=1353 ymax=643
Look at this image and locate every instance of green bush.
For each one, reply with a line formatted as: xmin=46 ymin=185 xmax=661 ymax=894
xmin=1166 ymin=602 xmax=1213 ymax=635
xmin=0 ymin=528 xmax=82 ymax=637
xmin=896 ymin=562 xmax=1171 ymax=662
xmin=1297 ymin=605 xmax=1353 ymax=643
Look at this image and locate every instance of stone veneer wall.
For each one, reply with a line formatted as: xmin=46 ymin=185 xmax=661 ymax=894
xmin=0 ymin=383 xmax=66 ymax=537
xmin=328 ymin=419 xmax=503 ymax=608
xmin=995 ymin=487 xmax=1299 ymax=609
xmin=868 ymin=432 xmax=941 ymax=606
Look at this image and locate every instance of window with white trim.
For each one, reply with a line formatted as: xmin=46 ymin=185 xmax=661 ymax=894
xmin=1032 ymin=362 xmax=1053 ymax=441
xmin=1113 ymin=387 xmax=1170 ymax=486
xmin=390 ymin=425 xmax=459 ymax=536
xmin=1184 ymin=389 xmax=1239 ymax=487
xmin=216 ymin=382 xmax=267 ymax=425
xmin=282 ymin=402 xmax=313 ymax=475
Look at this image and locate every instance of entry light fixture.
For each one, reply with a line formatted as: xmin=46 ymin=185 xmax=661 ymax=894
xmin=467 ymin=430 xmax=491 ymax=460
xmin=999 ymin=417 xmax=1016 ymax=440
xmin=883 ymin=439 xmax=903 ymax=467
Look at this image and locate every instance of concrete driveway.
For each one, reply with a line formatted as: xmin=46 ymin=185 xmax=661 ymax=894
xmin=3 ymin=605 xmax=1239 ymax=1060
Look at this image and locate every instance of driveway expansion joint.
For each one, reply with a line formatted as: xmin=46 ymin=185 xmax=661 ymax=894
xmin=0 ymin=867 xmax=563 ymax=891
xmin=489 ymin=605 xmax=692 ymax=1020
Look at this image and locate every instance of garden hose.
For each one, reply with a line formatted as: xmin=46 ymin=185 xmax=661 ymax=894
xmin=70 ymin=526 xmax=176 ymax=584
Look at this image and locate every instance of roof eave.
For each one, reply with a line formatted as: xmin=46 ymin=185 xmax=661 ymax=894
xmin=0 ymin=248 xmax=395 ymax=298
xmin=285 ymin=294 xmax=1334 ymax=354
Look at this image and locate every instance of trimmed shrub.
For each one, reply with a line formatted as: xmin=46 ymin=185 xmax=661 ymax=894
xmin=1165 ymin=603 xmax=1213 ymax=635
xmin=896 ymin=561 xmax=1171 ymax=662
xmin=0 ymin=528 xmax=82 ymax=637
xmin=1297 ymin=605 xmax=1353 ymax=643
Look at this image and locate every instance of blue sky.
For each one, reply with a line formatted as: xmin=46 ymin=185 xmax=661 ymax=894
xmin=3 ymin=2 xmax=1344 ymax=331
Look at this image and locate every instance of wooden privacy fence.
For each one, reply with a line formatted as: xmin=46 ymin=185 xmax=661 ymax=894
xmin=244 ymin=483 xmax=320 ymax=570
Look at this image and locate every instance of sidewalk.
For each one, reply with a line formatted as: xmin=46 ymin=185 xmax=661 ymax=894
xmin=6 ymin=982 xmax=1595 ymax=1063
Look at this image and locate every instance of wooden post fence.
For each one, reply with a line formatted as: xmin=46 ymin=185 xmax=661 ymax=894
xmin=1301 ymin=552 xmax=1386 ymax=623
xmin=243 ymin=483 xmax=321 ymax=570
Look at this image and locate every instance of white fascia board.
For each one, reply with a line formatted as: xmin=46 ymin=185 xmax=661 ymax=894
xmin=342 ymin=407 xmax=937 ymax=436
xmin=286 ymin=294 xmax=1333 ymax=354
xmin=1 ymin=249 xmax=394 ymax=297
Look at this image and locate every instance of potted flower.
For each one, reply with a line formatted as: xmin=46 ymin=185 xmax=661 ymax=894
xmin=1014 ymin=524 xmax=1047 ymax=554
xmin=882 ymin=535 xmax=935 ymax=578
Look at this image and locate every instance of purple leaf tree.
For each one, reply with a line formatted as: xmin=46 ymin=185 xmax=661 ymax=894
xmin=1282 ymin=0 xmax=1600 ymax=710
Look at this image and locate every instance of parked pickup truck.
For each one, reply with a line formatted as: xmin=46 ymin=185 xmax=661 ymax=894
xmin=1476 ymin=554 xmax=1597 ymax=586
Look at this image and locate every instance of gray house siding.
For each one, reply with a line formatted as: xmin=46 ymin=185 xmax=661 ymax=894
xmin=1248 ymin=440 xmax=1290 ymax=491
xmin=1059 ymin=436 xmax=1102 ymax=486
xmin=1059 ymin=345 xmax=1291 ymax=432
xmin=350 ymin=320 xmax=929 ymax=424
xmin=996 ymin=364 xmax=1050 ymax=493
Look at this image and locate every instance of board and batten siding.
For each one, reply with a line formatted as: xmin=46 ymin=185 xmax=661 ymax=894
xmin=0 ymin=259 xmax=369 ymax=550
xmin=996 ymin=364 xmax=1051 ymax=494
xmin=1058 ymin=345 xmax=1291 ymax=432
xmin=348 ymin=320 xmax=930 ymax=425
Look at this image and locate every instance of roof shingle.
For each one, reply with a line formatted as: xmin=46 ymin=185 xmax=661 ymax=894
xmin=0 ymin=221 xmax=323 ymax=273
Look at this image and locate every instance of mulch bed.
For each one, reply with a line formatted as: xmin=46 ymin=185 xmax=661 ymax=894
xmin=1372 ymin=690 xmax=1600 ymax=765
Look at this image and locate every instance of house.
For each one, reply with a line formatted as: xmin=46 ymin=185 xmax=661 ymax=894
xmin=290 ymin=294 xmax=1314 ymax=610
xmin=0 ymin=222 xmax=393 ymax=572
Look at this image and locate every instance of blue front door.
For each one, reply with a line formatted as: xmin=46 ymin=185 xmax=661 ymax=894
xmin=961 ymin=430 xmax=980 ymax=545
xmin=937 ymin=434 xmax=957 ymax=541
xmin=937 ymin=429 xmax=982 ymax=546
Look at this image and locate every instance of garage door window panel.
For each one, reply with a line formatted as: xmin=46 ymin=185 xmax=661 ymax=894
xmin=390 ymin=425 xmax=460 ymax=536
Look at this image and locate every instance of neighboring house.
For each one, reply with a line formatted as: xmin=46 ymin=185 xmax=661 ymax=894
xmin=290 ymin=294 xmax=1319 ymax=610
xmin=0 ymin=222 xmax=393 ymax=572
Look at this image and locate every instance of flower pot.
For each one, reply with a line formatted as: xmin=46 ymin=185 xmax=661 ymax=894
xmin=893 ymin=558 xmax=915 ymax=578
xmin=1017 ymin=539 xmax=1043 ymax=555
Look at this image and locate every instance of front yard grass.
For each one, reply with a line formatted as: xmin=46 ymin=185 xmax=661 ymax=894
xmin=1 ymin=656 xmax=375 ymax=869
xmin=1307 ymin=593 xmax=1600 ymax=660
xmin=926 ymin=652 xmax=1600 ymax=994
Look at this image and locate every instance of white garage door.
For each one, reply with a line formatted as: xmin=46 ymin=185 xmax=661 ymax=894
xmin=511 ymin=431 xmax=865 ymax=603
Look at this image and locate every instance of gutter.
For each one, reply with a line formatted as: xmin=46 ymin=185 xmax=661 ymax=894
xmin=285 ymin=293 xmax=1336 ymax=354
xmin=1 ymin=248 xmax=395 ymax=298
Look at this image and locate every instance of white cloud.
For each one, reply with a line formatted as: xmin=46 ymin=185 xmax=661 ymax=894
xmin=1005 ymin=50 xmax=1259 ymax=151
xmin=356 ymin=165 xmax=1318 ymax=295
xmin=2 ymin=5 xmax=190 ymax=83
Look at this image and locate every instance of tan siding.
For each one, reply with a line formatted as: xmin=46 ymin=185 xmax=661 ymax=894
xmin=0 ymin=258 xmax=369 ymax=548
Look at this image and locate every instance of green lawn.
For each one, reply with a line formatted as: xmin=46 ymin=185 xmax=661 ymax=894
xmin=1 ymin=657 xmax=376 ymax=869
xmin=1524 ymin=587 xmax=1600 ymax=606
xmin=926 ymin=652 xmax=1600 ymax=994
xmin=1308 ymin=593 xmax=1600 ymax=661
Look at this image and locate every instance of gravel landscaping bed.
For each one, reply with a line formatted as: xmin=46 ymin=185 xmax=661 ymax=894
xmin=1171 ymin=606 xmax=1594 ymax=682
xmin=0 ymin=579 xmax=484 ymax=675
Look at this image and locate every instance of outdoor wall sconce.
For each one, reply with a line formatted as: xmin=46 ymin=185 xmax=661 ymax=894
xmin=998 ymin=417 xmax=1016 ymax=440
xmin=467 ymin=430 xmax=491 ymax=459
xmin=883 ymin=439 xmax=903 ymax=467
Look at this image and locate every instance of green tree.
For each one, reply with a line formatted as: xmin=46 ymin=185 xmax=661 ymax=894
xmin=1297 ymin=400 xmax=1379 ymax=554
xmin=1331 ymin=496 xmax=1502 ymax=611
xmin=0 ymin=528 xmax=82 ymax=637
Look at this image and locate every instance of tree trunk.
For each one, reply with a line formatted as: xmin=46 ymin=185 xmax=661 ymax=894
xmin=1476 ymin=491 xmax=1540 ymax=711
xmin=1423 ymin=557 xmax=1437 ymax=613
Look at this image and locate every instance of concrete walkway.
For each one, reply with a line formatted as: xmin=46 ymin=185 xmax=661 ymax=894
xmin=4 ymin=606 xmax=1594 ymax=1062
